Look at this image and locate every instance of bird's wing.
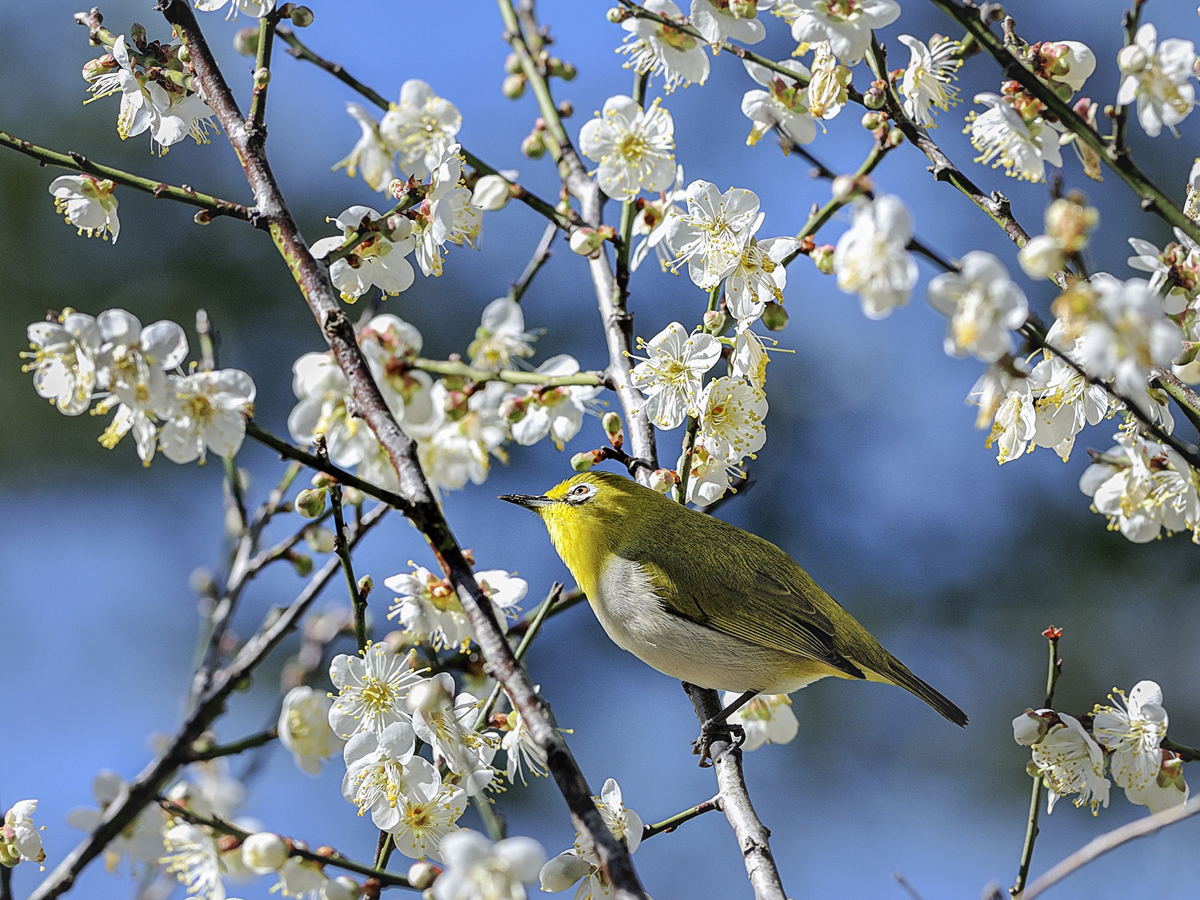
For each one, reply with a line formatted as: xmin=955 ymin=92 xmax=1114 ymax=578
xmin=625 ymin=522 xmax=863 ymax=678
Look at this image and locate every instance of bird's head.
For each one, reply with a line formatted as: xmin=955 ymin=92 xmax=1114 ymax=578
xmin=500 ymin=471 xmax=646 ymax=581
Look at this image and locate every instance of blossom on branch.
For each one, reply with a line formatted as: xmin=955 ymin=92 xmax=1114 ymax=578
xmin=506 ymin=355 xmax=601 ymax=450
xmin=161 ymin=824 xmax=225 ymax=900
xmin=690 ymin=0 xmax=768 ymax=48
xmin=193 ymin=0 xmax=273 ymax=19
xmin=1092 ymin=680 xmax=1170 ymax=795
xmin=1117 ymin=24 xmax=1197 ymax=138
xmin=414 ymin=145 xmax=483 ymax=278
xmin=666 ymin=180 xmax=763 ymax=289
xmin=630 ymin=322 xmax=721 ymax=429
xmin=22 ymin=311 xmax=101 ymax=416
xmin=278 ymin=686 xmax=344 ymax=776
xmin=833 ymin=194 xmax=918 ymax=319
xmin=380 ymin=80 xmax=462 ymax=180
xmin=467 ymin=299 xmax=537 ymax=371
xmin=332 ymin=103 xmax=395 ymax=193
xmin=618 ymin=0 xmax=710 ymax=94
xmin=310 ymin=206 xmax=416 ymax=301
xmin=787 ymin=0 xmax=900 ymax=65
xmin=740 ymin=58 xmax=817 ymax=147
xmin=897 ymin=34 xmax=962 ymax=127
xmin=67 ymin=772 xmax=168 ymax=873
xmin=158 ymin=369 xmax=256 ymax=465
xmin=725 ymin=692 xmax=799 ymax=750
xmin=432 ymin=830 xmax=546 ymax=900
xmin=697 ymin=375 xmax=767 ymax=464
xmin=927 ymin=251 xmax=1028 ymax=363
xmin=0 ymin=801 xmax=45 ymax=869
xmin=1029 ymin=714 xmax=1110 ymax=814
xmin=579 ymin=95 xmax=676 ymax=201
xmin=966 ymin=93 xmax=1063 ymax=183
xmin=328 ymin=643 xmax=427 ymax=739
xmin=49 ymin=175 xmax=119 ymax=242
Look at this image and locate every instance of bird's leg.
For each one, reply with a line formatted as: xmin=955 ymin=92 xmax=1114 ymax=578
xmin=691 ymin=689 xmax=758 ymax=766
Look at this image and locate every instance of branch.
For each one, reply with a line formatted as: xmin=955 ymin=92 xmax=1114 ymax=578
xmin=246 ymin=9 xmax=279 ymax=139
xmin=1151 ymin=367 xmax=1200 ymax=435
xmin=509 ymin=221 xmax=558 ymax=303
xmin=1022 ymin=797 xmax=1200 ymax=899
xmin=474 ymin=584 xmax=562 ymax=730
xmin=187 ymin=726 xmax=278 ymax=762
xmin=158 ymin=6 xmax=646 ymax=897
xmin=0 ymin=130 xmax=255 ymax=224
xmin=318 ymin=437 xmax=368 ymax=653
xmin=928 ymin=0 xmax=1200 ymax=245
xmin=406 ymin=358 xmax=607 ymax=388
xmin=640 ymin=796 xmax=720 ymax=841
xmin=27 ymin=504 xmax=390 ymax=900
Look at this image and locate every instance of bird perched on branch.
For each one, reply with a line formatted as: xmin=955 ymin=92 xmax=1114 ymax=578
xmin=501 ymin=471 xmax=966 ymax=760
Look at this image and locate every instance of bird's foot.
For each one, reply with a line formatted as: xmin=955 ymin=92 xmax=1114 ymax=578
xmin=691 ymin=720 xmax=745 ymax=767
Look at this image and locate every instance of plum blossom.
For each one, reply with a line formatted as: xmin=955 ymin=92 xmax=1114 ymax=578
xmin=678 ymin=439 xmax=739 ymax=506
xmin=411 ymin=677 xmax=500 ymax=795
xmin=697 ymin=376 xmax=767 ymax=463
xmin=1093 ymin=681 xmax=1177 ymax=806
xmin=833 ymin=194 xmax=918 ymax=319
xmin=968 ymin=357 xmax=1030 ymax=430
xmin=413 ymin=145 xmax=483 ymax=278
xmin=278 ymin=686 xmax=344 ymax=776
xmin=288 ymin=352 xmax=376 ymax=468
xmin=986 ymin=387 xmax=1036 ymax=465
xmin=468 ymin=299 xmax=536 ymax=371
xmin=631 ymin=322 xmax=721 ymax=429
xmin=22 ymin=311 xmax=102 ymax=415
xmin=507 ymin=355 xmax=601 ymax=450
xmin=194 ymin=0 xmax=273 ymax=18
xmin=788 ymin=0 xmax=900 ymax=65
xmin=897 ymin=35 xmax=962 ymax=127
xmin=1127 ymin=229 xmax=1200 ymax=311
xmin=340 ymin=723 xmax=421 ymax=830
xmin=1029 ymin=714 xmax=1110 ymax=814
xmin=579 ymin=95 xmax=676 ymax=201
xmin=432 ymin=830 xmax=546 ymax=900
xmin=310 ymin=206 xmax=416 ymax=301
xmin=328 ymin=643 xmax=428 ymax=739
xmin=618 ymin=0 xmax=710 ymax=94
xmin=332 ymin=103 xmax=395 ymax=192
xmin=927 ymin=251 xmax=1029 ymax=362
xmin=390 ymin=767 xmax=468 ymax=861
xmin=731 ymin=324 xmax=771 ymax=389
xmin=690 ymin=0 xmax=767 ymax=48
xmin=967 ymin=93 xmax=1063 ymax=183
xmin=540 ymin=779 xmax=642 ymax=898
xmin=1124 ymin=753 xmax=1189 ymax=814
xmin=502 ymin=704 xmax=549 ymax=786
xmin=724 ymin=236 xmax=799 ymax=323
xmin=360 ymin=315 xmax=435 ymax=429
xmin=158 ymin=369 xmax=256 ymax=465
xmin=666 ymin=181 xmax=763 ymax=289
xmin=385 ymin=565 xmax=527 ymax=652
xmin=49 ymin=175 xmax=119 ymax=242
xmin=805 ymin=43 xmax=852 ymax=121
xmin=1079 ymin=431 xmax=1200 ymax=542
xmin=740 ymin=59 xmax=817 ymax=147
xmin=0 ymin=801 xmax=45 ymax=869
xmin=415 ymin=382 xmax=510 ymax=493
xmin=67 ymin=772 xmax=168 ymax=872
xmin=1117 ymin=24 xmax=1196 ymax=138
xmin=241 ymin=833 xmax=288 ymax=875
xmin=725 ymin=693 xmax=799 ymax=751
xmin=161 ymin=823 xmax=225 ymax=900
xmin=380 ymin=80 xmax=462 ymax=179
xmin=85 ymin=36 xmax=156 ymax=141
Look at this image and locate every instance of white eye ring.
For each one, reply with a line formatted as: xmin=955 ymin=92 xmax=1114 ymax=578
xmin=567 ymin=483 xmax=596 ymax=504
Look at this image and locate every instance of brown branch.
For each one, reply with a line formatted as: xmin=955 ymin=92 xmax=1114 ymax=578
xmin=26 ymin=504 xmax=390 ymax=900
xmin=154 ymin=5 xmax=645 ymax=899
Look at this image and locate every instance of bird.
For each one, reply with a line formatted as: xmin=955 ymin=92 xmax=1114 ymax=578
xmin=500 ymin=470 xmax=967 ymax=754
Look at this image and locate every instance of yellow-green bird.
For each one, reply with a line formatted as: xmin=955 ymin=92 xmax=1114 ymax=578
xmin=501 ymin=471 xmax=967 ymax=730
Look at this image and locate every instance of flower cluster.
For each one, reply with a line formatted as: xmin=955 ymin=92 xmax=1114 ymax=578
xmin=21 ymin=308 xmax=255 ymax=466
xmin=1014 ymin=680 xmax=1187 ymax=816
xmin=1 ymin=801 xmax=45 ymax=869
xmin=540 ymin=778 xmax=642 ymax=899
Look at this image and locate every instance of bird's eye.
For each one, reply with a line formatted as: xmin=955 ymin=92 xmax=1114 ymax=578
xmin=567 ymin=483 xmax=595 ymax=503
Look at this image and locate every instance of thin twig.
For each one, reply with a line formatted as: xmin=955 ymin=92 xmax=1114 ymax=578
xmin=246 ymin=9 xmax=278 ymax=139
xmin=640 ymin=796 xmax=720 ymax=841
xmin=187 ymin=727 xmax=278 ymax=762
xmin=510 ymin=222 xmax=559 ymax=303
xmin=317 ymin=437 xmax=367 ymax=653
xmin=406 ymin=358 xmax=605 ymax=387
xmin=615 ymin=70 xmax=650 ymax=309
xmin=474 ymin=584 xmax=563 ymax=731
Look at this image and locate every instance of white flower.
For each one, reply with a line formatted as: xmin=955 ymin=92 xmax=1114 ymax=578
xmin=158 ymin=92 xmax=220 ymax=148
xmin=468 ymin=299 xmax=536 ymax=371
xmin=433 ymin=830 xmax=546 ymax=900
xmin=1027 ymin=357 xmax=1108 ymax=462
xmin=278 ymin=686 xmax=344 ymax=776
xmin=328 ymin=644 xmax=427 ymax=739
xmin=310 ymin=206 xmax=416 ymax=301
xmin=161 ymin=823 xmax=225 ymax=900
xmin=725 ymin=693 xmax=798 ymax=751
xmin=193 ymin=0 xmax=273 ymax=18
xmin=897 ymin=35 xmax=962 ymax=127
xmin=538 ymin=852 xmax=596 ymax=896
xmin=275 ymin=857 xmax=331 ymax=898
xmin=380 ymin=80 xmax=462 ymax=180
xmin=502 ymin=706 xmax=549 ymax=786
xmin=666 ymin=181 xmax=763 ymax=289
xmin=390 ymin=769 xmax=467 ymax=861
xmin=385 ymin=565 xmax=526 ymax=652
xmin=679 ymin=439 xmax=738 ymax=507
xmin=360 ymin=315 xmax=434 ymax=430
xmin=1127 ymin=229 xmax=1200 ymax=312
xmin=986 ymin=388 xmax=1036 ymax=464
xmin=1012 ymin=709 xmax=1053 ymax=747
xmin=618 ymin=0 xmax=710 ymax=94
xmin=67 ymin=772 xmax=168 ymax=872
xmin=96 ymin=308 xmax=189 ymax=413
xmin=411 ymin=676 xmax=499 ymax=795
xmin=414 ymin=145 xmax=483 ymax=278
xmin=927 ymin=251 xmax=1029 ymax=362
xmin=1079 ymin=432 xmax=1200 ymax=542
xmin=579 ymin=96 xmax=675 ymax=202
xmin=788 ymin=0 xmax=900 ymax=65
xmin=85 ymin=36 xmax=155 ymax=141
xmin=967 ymin=93 xmax=1063 ymax=183
xmin=508 ymin=355 xmax=600 ymax=451
xmin=22 ymin=311 xmax=102 ymax=415
xmin=287 ymin=352 xmax=376 ymax=468
xmin=630 ymin=322 xmax=721 ymax=429
xmin=731 ymin=324 xmax=771 ymax=389
xmin=158 ymin=369 xmax=255 ymax=465
xmin=741 ymin=58 xmax=818 ymax=147
xmin=1117 ymin=24 xmax=1196 ymax=138
xmin=968 ymin=358 xmax=1029 ymax=430
xmin=49 ymin=175 xmax=119 ymax=242
xmin=630 ymin=164 xmax=686 ymax=273
xmin=577 ymin=779 xmax=642 ymax=863
xmin=241 ymin=833 xmax=288 ymax=875
xmin=415 ymin=383 xmax=510 ymax=493
xmin=1093 ymin=681 xmax=1170 ymax=792
xmin=1124 ymin=753 xmax=1189 ymax=815
xmin=1 ymin=801 xmax=45 ymax=868
xmin=805 ymin=42 xmax=853 ymax=121
xmin=833 ymin=194 xmax=918 ymax=319
xmin=1030 ymin=714 xmax=1110 ymax=814
xmin=1018 ymin=234 xmax=1067 ymax=280
xmin=690 ymin=0 xmax=767 ymax=48
xmin=1078 ymin=277 xmax=1182 ymax=414
xmin=1044 ymin=41 xmax=1096 ymax=92
xmin=471 ymin=175 xmax=511 ymax=211
xmin=341 ymin=723 xmax=423 ymax=831
xmin=332 ymin=103 xmax=395 ymax=193
xmin=697 ymin=376 xmax=767 ymax=464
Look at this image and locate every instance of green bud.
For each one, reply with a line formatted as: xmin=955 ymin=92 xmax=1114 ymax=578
xmin=407 ymin=863 xmax=436 ymax=892
xmin=304 ymin=525 xmax=336 ymax=554
xmin=602 ymin=411 xmax=623 ymax=438
xmin=129 ymin=22 xmax=147 ymax=47
xmin=502 ymin=73 xmax=527 ymax=99
xmin=504 ymin=52 xmax=522 ymax=75
xmin=295 ymin=487 xmax=327 ymax=519
xmin=521 ymin=132 xmax=546 ymax=158
xmin=176 ymin=43 xmax=191 ymax=65
xmin=861 ymin=111 xmax=885 ymax=131
xmin=809 ymin=244 xmax=835 ymax=275
xmin=311 ymin=472 xmax=336 ymax=489
xmin=864 ymin=82 xmax=887 ymax=110
xmin=568 ymin=227 xmax=605 ymax=258
xmin=649 ymin=468 xmax=680 ymax=494
xmin=762 ymin=301 xmax=789 ymax=332
xmin=606 ymin=7 xmax=630 ymax=23
xmin=357 ymin=574 xmax=374 ymax=598
xmin=571 ymin=450 xmax=599 ymax=472
xmin=253 ymin=67 xmax=271 ymax=87
xmin=703 ymin=309 xmax=728 ymax=335
xmin=289 ymin=5 xmax=314 ymax=27
xmin=885 ymin=127 xmax=905 ymax=148
xmin=291 ymin=553 xmax=314 ymax=577
xmin=343 ymin=486 xmax=365 ymax=506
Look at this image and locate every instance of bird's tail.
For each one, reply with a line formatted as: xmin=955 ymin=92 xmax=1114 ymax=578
xmin=857 ymin=654 xmax=969 ymax=727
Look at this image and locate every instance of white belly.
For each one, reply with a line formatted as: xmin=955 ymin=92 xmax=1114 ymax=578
xmin=591 ymin=556 xmax=832 ymax=694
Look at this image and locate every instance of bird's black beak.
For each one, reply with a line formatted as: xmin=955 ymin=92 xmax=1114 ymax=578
xmin=499 ymin=493 xmax=552 ymax=510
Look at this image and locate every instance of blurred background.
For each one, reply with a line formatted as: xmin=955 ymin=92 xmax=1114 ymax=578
xmin=4 ymin=1 xmax=1200 ymax=898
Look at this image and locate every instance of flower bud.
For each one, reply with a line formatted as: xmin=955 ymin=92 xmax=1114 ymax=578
xmin=343 ymin=486 xmax=365 ymax=506
xmin=502 ymin=73 xmax=527 ymax=99
xmin=649 ymin=468 xmax=680 ymax=494
xmin=1016 ymin=234 xmax=1064 ymax=280
xmin=388 ymin=178 xmax=410 ymax=200
xmin=602 ymin=411 xmax=623 ymax=440
xmin=407 ymin=862 xmax=437 ymax=891
xmin=606 ymin=7 xmax=631 ymax=23
xmin=703 ymin=309 xmax=728 ymax=335
xmin=1044 ymin=195 xmax=1098 ymax=252
xmin=304 ymin=525 xmax=336 ymax=554
xmin=253 ymin=67 xmax=271 ymax=87
xmin=295 ymin=488 xmax=327 ymax=519
xmin=864 ymin=80 xmax=887 ymax=110
xmin=291 ymin=553 xmax=314 ymax=577
xmin=503 ymin=53 xmax=522 ymax=75
xmin=885 ymin=127 xmax=905 ymax=148
xmin=289 ymin=5 xmax=314 ymax=27
xmin=761 ymin=301 xmax=789 ymax=332
xmin=830 ymin=174 xmax=858 ymax=202
xmin=472 ymin=174 xmax=511 ymax=211
xmin=571 ymin=450 xmax=600 ymax=472
xmin=861 ymin=111 xmax=885 ymax=131
xmin=540 ymin=853 xmax=592 ymax=892
xmin=242 ymin=833 xmax=289 ymax=874
xmin=1012 ymin=710 xmax=1050 ymax=746
xmin=129 ymin=22 xmax=147 ymax=47
xmin=323 ymin=877 xmax=357 ymax=900
xmin=809 ymin=244 xmax=835 ymax=275
xmin=521 ymin=132 xmax=546 ymax=159
xmin=558 ymin=100 xmax=575 ymax=118
xmin=357 ymin=574 xmax=374 ymax=598
xmin=569 ymin=227 xmax=605 ymax=258
xmin=311 ymin=472 xmax=335 ymax=489
xmin=82 ymin=56 xmax=114 ymax=81
xmin=1117 ymin=43 xmax=1149 ymax=75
